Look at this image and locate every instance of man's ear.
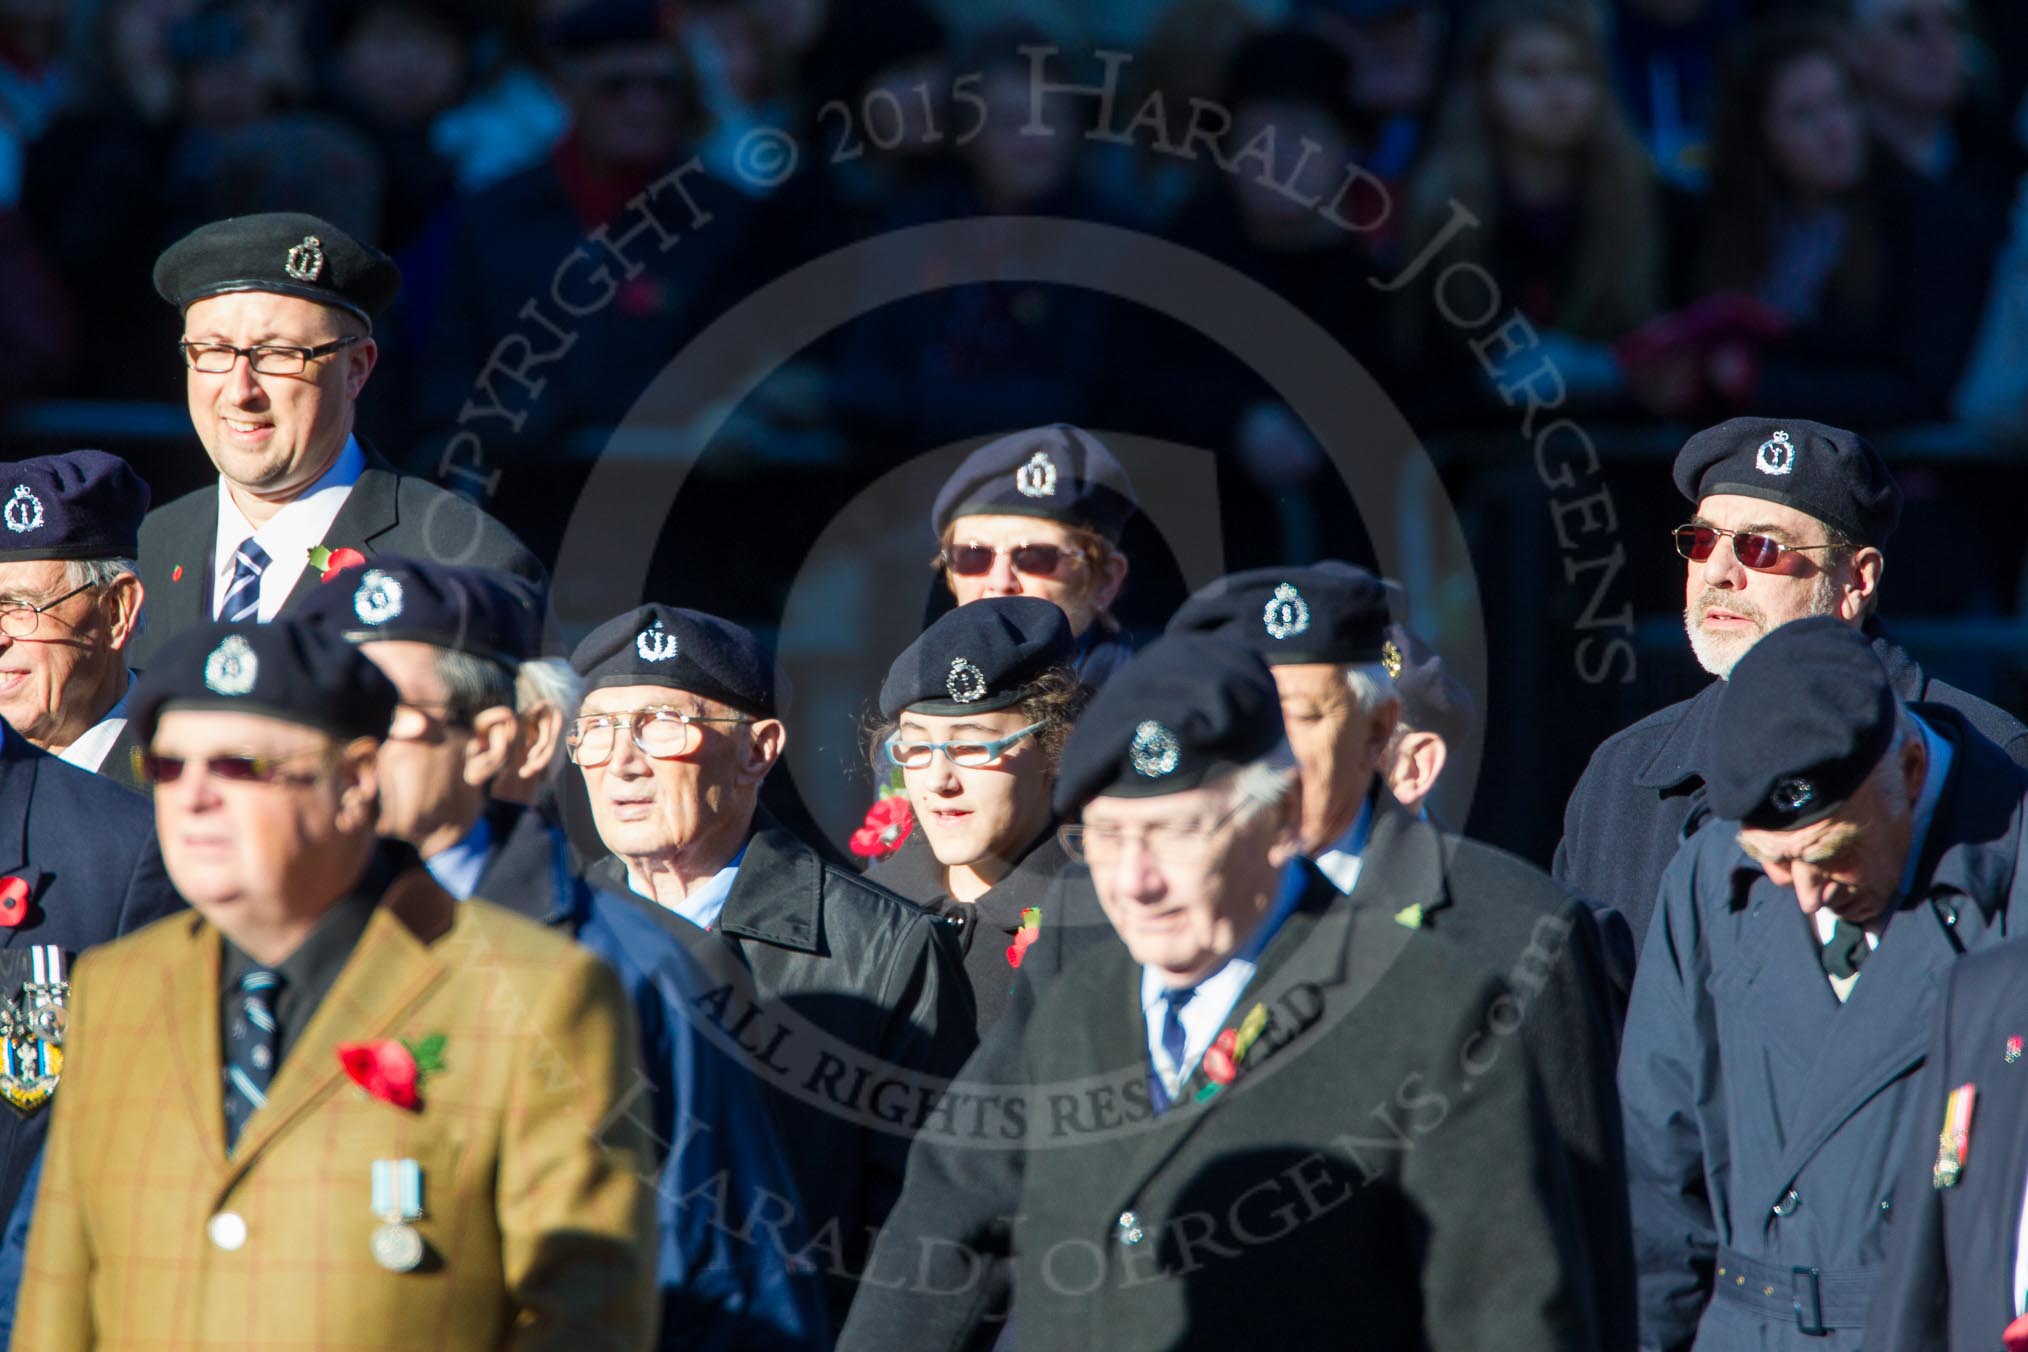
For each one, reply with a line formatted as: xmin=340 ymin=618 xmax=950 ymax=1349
xmin=101 ymin=573 xmax=145 ymax=652
xmin=461 ymin=706 xmax=520 ymax=789
xmin=1387 ymin=730 xmax=1448 ymax=811
xmin=334 ymin=738 xmax=381 ymax=833
xmin=738 ymin=718 xmax=787 ymax=787
xmin=1840 ymin=546 xmax=1884 ymax=622
xmin=1091 ymin=549 xmax=1129 ymax=613
xmin=514 ymin=704 xmax=567 ymax=784
xmin=344 ymin=335 xmax=379 ymax=401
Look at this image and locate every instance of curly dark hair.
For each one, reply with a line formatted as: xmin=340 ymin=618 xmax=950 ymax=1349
xmin=862 ymin=663 xmax=1090 ymax=785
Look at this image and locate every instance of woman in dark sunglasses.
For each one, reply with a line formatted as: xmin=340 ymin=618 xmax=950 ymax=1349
xmin=860 ymin=597 xmax=1087 ymax=1033
xmin=929 ymin=425 xmax=1139 ymax=693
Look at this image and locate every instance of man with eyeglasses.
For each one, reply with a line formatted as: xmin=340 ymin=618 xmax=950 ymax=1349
xmin=296 ymin=559 xmax=830 ymax=1350
xmin=128 ymin=210 xmax=542 ymax=670
xmin=1556 ymin=417 xmax=2028 ymax=952
xmin=13 ymin=618 xmax=657 ymax=1349
xmin=1620 ymin=616 xmax=2028 ymax=1351
xmin=0 ymin=451 xmax=155 ymax=787
xmin=845 ymin=632 xmax=1596 ymax=1349
xmin=1166 ymin=560 xmax=1634 ymax=1345
xmin=568 ymin=602 xmax=974 ymax=1332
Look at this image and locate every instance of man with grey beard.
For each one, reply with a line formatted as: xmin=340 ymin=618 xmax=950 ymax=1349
xmin=1554 ymin=418 xmax=2028 ymax=950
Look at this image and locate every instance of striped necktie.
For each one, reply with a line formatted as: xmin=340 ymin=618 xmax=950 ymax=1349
xmin=221 ymin=538 xmax=270 ymax=623
xmin=224 ymin=966 xmax=282 ymax=1150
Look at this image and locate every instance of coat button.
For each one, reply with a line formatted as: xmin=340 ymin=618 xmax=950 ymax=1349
xmin=1772 ymin=1188 xmax=1800 ymax=1217
xmin=207 ymin=1211 xmax=248 ymax=1251
xmin=1116 ymin=1210 xmax=1145 ymax=1246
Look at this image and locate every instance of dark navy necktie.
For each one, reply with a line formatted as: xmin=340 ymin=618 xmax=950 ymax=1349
xmin=221 ymin=538 xmax=269 ymax=623
xmin=224 ymin=966 xmax=282 ymax=1150
xmin=1821 ymin=920 xmax=1870 ymax=980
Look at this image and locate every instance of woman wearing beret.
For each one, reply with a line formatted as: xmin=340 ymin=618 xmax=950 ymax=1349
xmin=865 ymin=595 xmax=1085 ymax=1030
xmin=930 ymin=423 xmax=1138 ymax=693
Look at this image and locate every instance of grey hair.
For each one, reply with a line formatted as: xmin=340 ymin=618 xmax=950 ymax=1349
xmin=1227 ymin=740 xmax=1300 ymax=822
xmin=514 ymin=657 xmax=584 ymax=722
xmin=436 ymin=650 xmax=517 ymax=723
xmin=63 ymin=556 xmax=144 ymax=639
xmin=1344 ymin=661 xmax=1401 ymax=717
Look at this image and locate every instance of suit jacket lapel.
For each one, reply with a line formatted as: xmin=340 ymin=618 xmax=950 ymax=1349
xmin=0 ymin=735 xmax=42 ymax=950
xmin=1724 ymin=870 xmax=1840 ymax=1073
xmin=1344 ymin=791 xmax=1446 ymax=923
xmin=159 ymin=914 xmax=229 ymax=1168
xmin=222 ymin=871 xmax=453 ymax=1186
xmin=274 ymin=459 xmax=401 ymax=617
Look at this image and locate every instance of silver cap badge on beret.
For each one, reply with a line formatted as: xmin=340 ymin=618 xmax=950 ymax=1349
xmin=1262 ymin=582 xmax=1310 ymax=641
xmin=1130 ymin=721 xmax=1181 ymax=778
xmin=284 ymin=235 xmax=325 ymax=283
xmin=947 ymin=657 xmax=988 ymax=703
xmin=203 ymin=634 xmax=259 ymax=696
xmin=2 ymin=486 xmax=42 ymax=535
xmin=636 ymin=621 xmax=679 ymax=663
xmin=1015 ymin=451 xmax=1058 ymax=499
xmin=1771 ymin=776 xmax=1816 ymax=813
xmin=1756 ymin=430 xmax=1794 ymax=477
xmin=352 ymin=570 xmax=404 ymax=625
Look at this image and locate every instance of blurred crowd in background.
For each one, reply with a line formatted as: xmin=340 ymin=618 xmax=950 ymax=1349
xmin=2 ymin=0 xmax=2025 ymax=859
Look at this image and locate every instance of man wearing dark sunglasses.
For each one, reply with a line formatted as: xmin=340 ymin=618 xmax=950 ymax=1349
xmin=1557 ymin=418 xmax=2028 ymax=951
xmin=14 ymin=618 xmax=659 ymax=1348
xmin=569 ymin=602 xmax=974 ymax=1333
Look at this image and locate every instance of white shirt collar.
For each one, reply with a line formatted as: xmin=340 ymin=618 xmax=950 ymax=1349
xmin=425 ymin=814 xmax=495 ymax=902
xmin=627 ymin=845 xmax=746 ymax=931
xmin=54 ymin=669 xmax=135 ymax=774
xmin=212 ymin=435 xmax=367 ymax=621
xmin=1312 ymin=796 xmax=1376 ymax=895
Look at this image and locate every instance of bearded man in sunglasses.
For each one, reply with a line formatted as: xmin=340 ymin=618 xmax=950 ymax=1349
xmin=568 ymin=603 xmax=975 ymax=1333
xmin=1556 ymin=418 xmax=2028 ymax=949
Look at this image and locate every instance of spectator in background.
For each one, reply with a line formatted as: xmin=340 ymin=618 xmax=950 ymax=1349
xmin=1397 ymin=0 xmax=1661 ymax=420
xmin=1611 ymin=0 xmax=1745 ymax=189
xmin=797 ymin=0 xmax=954 ymax=235
xmin=1695 ymin=15 xmax=1993 ymax=423
xmin=1847 ymin=0 xmax=2022 ymax=240
xmin=1302 ymin=0 xmax=1445 ymax=192
xmin=1954 ymin=171 xmax=2028 ymax=439
xmin=0 ymin=0 xmax=71 ymax=208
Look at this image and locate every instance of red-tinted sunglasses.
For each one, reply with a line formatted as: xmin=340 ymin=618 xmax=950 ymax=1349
xmin=942 ymin=542 xmax=1083 ymax=579
xmin=133 ymin=749 xmax=326 ymax=786
xmin=1673 ymin=524 xmax=1842 ymax=572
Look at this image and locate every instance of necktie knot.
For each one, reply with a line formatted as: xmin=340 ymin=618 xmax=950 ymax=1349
xmin=222 ymin=537 xmax=271 ymax=623
xmin=1821 ymin=919 xmax=1869 ymax=980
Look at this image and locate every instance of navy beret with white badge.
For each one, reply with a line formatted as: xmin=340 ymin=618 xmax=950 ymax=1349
xmin=294 ymin=557 xmax=539 ymax=667
xmin=930 ymin=424 xmax=1139 ymax=543
xmin=1053 ymin=633 xmax=1285 ymax=816
xmin=0 ymin=450 xmax=150 ymax=563
xmin=154 ymin=211 xmax=402 ymax=327
xmin=1672 ymin=417 xmax=1901 ymax=546
xmin=1166 ymin=561 xmax=1391 ymax=666
xmin=131 ymin=618 xmax=399 ymax=745
xmin=879 ymin=596 xmax=1074 ymax=719
xmin=569 ymin=603 xmax=787 ymax=719
xmin=1707 ymin=616 xmax=1898 ymax=832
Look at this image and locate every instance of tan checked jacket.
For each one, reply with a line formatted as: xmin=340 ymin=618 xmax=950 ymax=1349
xmin=14 ymin=869 xmax=657 ymax=1351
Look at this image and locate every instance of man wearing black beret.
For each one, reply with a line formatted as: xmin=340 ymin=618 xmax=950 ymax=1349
xmin=844 ymin=632 xmax=1596 ymax=1350
xmin=1620 ymin=616 xmax=2028 ymax=1352
xmin=1378 ymin=621 xmax=1476 ymax=819
xmin=297 ymin=561 xmax=830 ymax=1348
xmin=0 ymin=450 xmax=154 ymax=788
xmin=1164 ymin=560 xmax=1635 ymax=1346
xmin=130 ymin=211 xmax=544 ymax=670
xmin=567 ymin=603 xmax=974 ymax=1331
xmin=14 ymin=617 xmax=658 ymax=1347
xmin=1557 ymin=417 xmax=2028 ymax=951
xmin=931 ymin=423 xmax=1138 ymax=690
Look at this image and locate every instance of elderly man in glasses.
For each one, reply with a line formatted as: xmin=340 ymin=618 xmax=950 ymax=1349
xmin=296 ymin=562 xmax=829 ymax=1350
xmin=1556 ymin=417 xmax=2028 ymax=950
xmin=568 ymin=603 xmax=975 ymax=1332
xmin=14 ymin=618 xmax=656 ymax=1349
xmin=847 ymin=633 xmax=1598 ymax=1350
xmin=1620 ymin=616 xmax=2028 ymax=1351
xmin=0 ymin=451 xmax=154 ymax=788
xmin=128 ymin=211 xmax=542 ymax=669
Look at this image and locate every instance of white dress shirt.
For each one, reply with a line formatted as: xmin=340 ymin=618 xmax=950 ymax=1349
xmin=55 ymin=670 xmax=134 ymax=774
xmin=211 ymin=435 xmax=367 ymax=620
xmin=626 ymin=846 xmax=746 ymax=931
xmin=1312 ymin=797 xmax=1376 ymax=895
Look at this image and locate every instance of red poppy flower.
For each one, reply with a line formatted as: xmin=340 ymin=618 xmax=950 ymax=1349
xmin=337 ymin=1040 xmax=423 ymax=1111
xmin=1006 ymin=925 xmax=1041 ymax=968
xmin=315 ymin=546 xmax=369 ymax=582
xmin=1202 ymin=1029 xmax=1240 ymax=1086
xmin=2005 ymin=1313 xmax=2028 ymax=1352
xmin=849 ymin=795 xmax=914 ymax=860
